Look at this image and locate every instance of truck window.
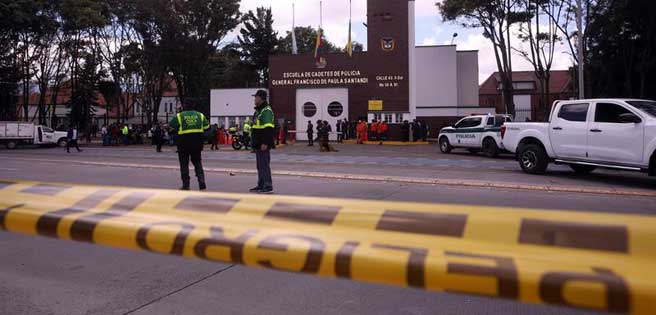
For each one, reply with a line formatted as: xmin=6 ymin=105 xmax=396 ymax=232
xmin=558 ymin=104 xmax=589 ymax=122
xmin=595 ymin=103 xmax=632 ymax=123
xmin=455 ymin=118 xmax=482 ymax=129
xmin=486 ymin=117 xmax=494 ymax=126
xmin=627 ymin=101 xmax=656 ymax=117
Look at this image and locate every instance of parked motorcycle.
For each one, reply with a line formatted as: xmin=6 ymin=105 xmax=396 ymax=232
xmin=229 ymin=130 xmax=250 ymax=150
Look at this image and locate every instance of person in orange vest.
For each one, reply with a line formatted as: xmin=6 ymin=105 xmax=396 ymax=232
xmin=369 ymin=120 xmax=379 ymax=142
xmin=378 ymin=120 xmax=389 ymax=145
xmin=356 ymin=120 xmax=366 ymax=144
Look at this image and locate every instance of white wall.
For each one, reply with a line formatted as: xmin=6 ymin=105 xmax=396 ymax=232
xmin=408 ymin=1 xmax=416 ymax=119
xmin=457 ymin=51 xmax=479 ymax=107
xmin=210 ymin=88 xmax=265 ymax=117
xmin=414 ymin=46 xmax=459 ymax=108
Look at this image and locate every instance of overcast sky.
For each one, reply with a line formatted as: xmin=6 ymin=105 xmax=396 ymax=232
xmin=230 ymin=0 xmax=574 ymax=83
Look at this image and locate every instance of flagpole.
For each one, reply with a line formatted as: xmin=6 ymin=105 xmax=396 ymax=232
xmin=320 ymin=1 xmax=323 ymax=30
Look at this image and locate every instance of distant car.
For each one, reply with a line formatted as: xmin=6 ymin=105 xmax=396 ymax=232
xmin=502 ymin=98 xmax=656 ymax=175
xmin=438 ymin=114 xmax=513 ymax=158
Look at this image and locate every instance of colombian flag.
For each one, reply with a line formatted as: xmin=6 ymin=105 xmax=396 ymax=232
xmin=314 ymin=28 xmax=324 ymax=63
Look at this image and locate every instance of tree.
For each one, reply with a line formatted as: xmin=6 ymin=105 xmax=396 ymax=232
xmin=514 ymin=0 xmax=566 ymax=115
xmin=585 ymin=0 xmax=656 ymax=99
xmin=278 ymin=26 xmax=341 ymax=55
xmin=158 ymin=0 xmax=241 ymax=113
xmin=343 ymin=41 xmax=364 ymax=53
xmin=438 ymin=0 xmax=524 ymax=116
xmin=209 ymin=44 xmax=260 ymax=89
xmin=238 ymin=7 xmax=279 ymax=85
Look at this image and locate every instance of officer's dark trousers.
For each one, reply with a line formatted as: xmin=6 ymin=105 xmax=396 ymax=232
xmin=307 ymin=133 xmax=313 ymax=146
xmin=256 ymin=149 xmax=273 ymax=190
xmin=177 ymin=134 xmax=205 ymax=188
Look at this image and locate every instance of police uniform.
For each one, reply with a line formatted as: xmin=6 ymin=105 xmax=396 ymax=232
xmin=169 ymin=110 xmax=210 ymax=190
xmin=251 ymin=93 xmax=275 ymax=193
xmin=243 ymin=119 xmax=252 ymax=149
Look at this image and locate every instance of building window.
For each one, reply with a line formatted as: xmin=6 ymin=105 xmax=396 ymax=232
xmin=395 ymin=113 xmax=404 ymax=124
xmin=384 ymin=113 xmax=393 ymax=123
xmin=327 ymin=101 xmax=344 ymax=117
xmin=303 ymin=102 xmax=317 ymax=117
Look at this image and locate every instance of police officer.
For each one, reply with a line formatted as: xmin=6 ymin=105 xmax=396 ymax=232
xmin=243 ymin=118 xmax=252 ymax=150
xmin=169 ymin=103 xmax=210 ymax=191
xmin=307 ymin=120 xmax=314 ymax=146
xmin=250 ymin=90 xmax=275 ymax=194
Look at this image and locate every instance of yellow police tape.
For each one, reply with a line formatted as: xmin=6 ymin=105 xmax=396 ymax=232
xmin=0 ymin=180 xmax=654 ymax=314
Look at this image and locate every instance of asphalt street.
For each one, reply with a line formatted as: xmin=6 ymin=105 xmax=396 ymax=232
xmin=0 ymin=143 xmax=653 ymax=315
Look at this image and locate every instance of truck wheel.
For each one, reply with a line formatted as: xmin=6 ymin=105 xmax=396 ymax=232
xmin=439 ymin=137 xmax=452 ymax=154
xmin=6 ymin=141 xmax=17 ymax=150
xmin=57 ymin=138 xmax=68 ymax=148
xmin=483 ymin=138 xmax=499 ymax=158
xmin=569 ymin=164 xmax=597 ymax=174
xmin=518 ymin=144 xmax=549 ymax=174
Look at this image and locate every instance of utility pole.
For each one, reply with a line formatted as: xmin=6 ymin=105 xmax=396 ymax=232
xmin=575 ymin=0 xmax=585 ymax=99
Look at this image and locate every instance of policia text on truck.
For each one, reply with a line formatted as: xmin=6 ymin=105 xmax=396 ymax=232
xmin=169 ymin=103 xmax=210 ymax=191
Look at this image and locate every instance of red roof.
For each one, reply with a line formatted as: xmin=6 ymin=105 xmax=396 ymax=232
xmin=479 ymin=70 xmax=574 ymax=95
xmin=18 ymin=77 xmax=178 ymax=107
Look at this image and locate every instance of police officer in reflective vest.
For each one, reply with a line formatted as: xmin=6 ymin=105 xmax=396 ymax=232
xmin=169 ymin=103 xmax=210 ymax=191
xmin=250 ymin=90 xmax=275 ymax=194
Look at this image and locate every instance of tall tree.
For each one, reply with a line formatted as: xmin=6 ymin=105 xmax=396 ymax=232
xmin=586 ymin=0 xmax=656 ymax=99
xmin=238 ymin=7 xmax=279 ymax=85
xmin=438 ymin=0 xmax=524 ymax=115
xmin=209 ymin=44 xmax=260 ymax=89
xmin=158 ymin=0 xmax=241 ymax=113
xmin=514 ymin=0 xmax=565 ymax=114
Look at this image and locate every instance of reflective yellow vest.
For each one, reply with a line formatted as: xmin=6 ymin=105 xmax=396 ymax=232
xmin=176 ymin=112 xmax=209 ymax=135
xmin=252 ymin=105 xmax=274 ymax=129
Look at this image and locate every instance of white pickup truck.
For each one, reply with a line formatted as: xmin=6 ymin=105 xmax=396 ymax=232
xmin=501 ymin=99 xmax=656 ymax=176
xmin=0 ymin=122 xmax=68 ymax=149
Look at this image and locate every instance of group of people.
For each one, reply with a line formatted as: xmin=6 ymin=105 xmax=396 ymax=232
xmin=306 ymin=120 xmax=339 ymax=152
xmin=100 ymin=123 xmax=150 ymax=146
xmin=400 ymin=119 xmax=429 ymax=142
xmin=355 ymin=119 xmax=390 ymax=144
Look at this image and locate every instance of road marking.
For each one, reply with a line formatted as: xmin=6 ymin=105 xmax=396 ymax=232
xmin=0 ymin=167 xmax=19 ymax=171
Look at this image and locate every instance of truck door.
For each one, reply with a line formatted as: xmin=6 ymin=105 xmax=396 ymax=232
xmin=453 ymin=117 xmax=482 ymax=147
xmin=588 ymin=102 xmax=644 ymax=165
xmin=550 ymin=103 xmax=590 ymax=159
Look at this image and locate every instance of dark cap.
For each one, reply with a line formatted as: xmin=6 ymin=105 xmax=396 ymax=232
xmin=252 ymin=90 xmax=268 ymax=100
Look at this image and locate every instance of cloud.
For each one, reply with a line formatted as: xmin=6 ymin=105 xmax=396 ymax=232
xmin=423 ymin=37 xmax=437 ymax=45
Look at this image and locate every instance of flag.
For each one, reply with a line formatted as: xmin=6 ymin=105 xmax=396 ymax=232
xmin=314 ymin=28 xmax=324 ymax=63
xmin=291 ymin=4 xmax=298 ymax=55
xmin=291 ymin=28 xmax=298 ymax=55
xmin=346 ymin=0 xmax=353 ymax=57
xmin=346 ymin=22 xmax=353 ymax=57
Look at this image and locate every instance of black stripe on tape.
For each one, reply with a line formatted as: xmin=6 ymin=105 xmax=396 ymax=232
xmin=519 ymin=219 xmax=629 ymax=253
xmin=376 ymin=210 xmax=467 ymax=237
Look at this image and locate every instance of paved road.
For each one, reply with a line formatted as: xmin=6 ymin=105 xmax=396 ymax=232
xmin=0 ymin=144 xmax=653 ymax=315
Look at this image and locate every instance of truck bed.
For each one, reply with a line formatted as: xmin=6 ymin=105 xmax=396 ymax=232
xmin=501 ymin=122 xmax=550 ymax=154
